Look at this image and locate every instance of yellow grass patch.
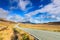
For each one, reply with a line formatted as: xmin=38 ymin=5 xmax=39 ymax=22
xmin=0 ymin=21 xmax=35 ymax=40
xmin=18 ymin=23 xmax=60 ymax=32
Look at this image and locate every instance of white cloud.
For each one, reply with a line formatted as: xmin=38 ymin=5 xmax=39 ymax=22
xmin=29 ymin=18 xmax=49 ymax=23
xmin=25 ymin=0 xmax=60 ymax=16
xmin=39 ymin=0 xmax=60 ymax=14
xmin=25 ymin=10 xmax=40 ymax=18
xmin=56 ymin=17 xmax=60 ymax=21
xmin=7 ymin=14 xmax=26 ymax=22
xmin=28 ymin=18 xmax=40 ymax=23
xmin=10 ymin=0 xmax=19 ymax=3
xmin=25 ymin=0 xmax=60 ymax=23
xmin=51 ymin=15 xmax=60 ymax=21
xmin=50 ymin=15 xmax=56 ymax=18
xmin=0 ymin=8 xmax=9 ymax=19
xmin=9 ymin=0 xmax=19 ymax=10
xmin=10 ymin=6 xmax=18 ymax=10
xmin=18 ymin=0 xmax=32 ymax=11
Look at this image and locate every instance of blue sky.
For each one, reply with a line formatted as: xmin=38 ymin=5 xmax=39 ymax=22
xmin=0 ymin=0 xmax=60 ymax=23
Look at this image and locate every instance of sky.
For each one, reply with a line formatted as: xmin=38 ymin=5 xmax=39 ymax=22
xmin=0 ymin=0 xmax=60 ymax=23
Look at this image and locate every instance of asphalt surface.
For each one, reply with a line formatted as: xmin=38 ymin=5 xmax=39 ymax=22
xmin=15 ymin=24 xmax=60 ymax=40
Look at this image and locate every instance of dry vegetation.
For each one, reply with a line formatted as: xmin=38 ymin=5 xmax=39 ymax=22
xmin=0 ymin=19 xmax=35 ymax=40
xmin=0 ymin=19 xmax=60 ymax=40
xmin=18 ymin=23 xmax=60 ymax=32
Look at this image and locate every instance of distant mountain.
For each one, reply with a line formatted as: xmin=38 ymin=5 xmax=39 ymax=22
xmin=21 ymin=21 xmax=36 ymax=24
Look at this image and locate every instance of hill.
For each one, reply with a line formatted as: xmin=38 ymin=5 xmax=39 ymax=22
xmin=0 ymin=19 xmax=35 ymax=40
xmin=18 ymin=22 xmax=60 ymax=32
xmin=0 ymin=19 xmax=60 ymax=32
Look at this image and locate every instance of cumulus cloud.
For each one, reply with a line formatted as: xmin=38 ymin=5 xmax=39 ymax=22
xmin=7 ymin=14 xmax=25 ymax=22
xmin=50 ymin=15 xmax=60 ymax=21
xmin=25 ymin=0 xmax=60 ymax=23
xmin=30 ymin=18 xmax=41 ymax=23
xmin=18 ymin=0 xmax=32 ymax=11
xmin=0 ymin=8 xmax=9 ymax=19
xmin=25 ymin=0 xmax=60 ymax=17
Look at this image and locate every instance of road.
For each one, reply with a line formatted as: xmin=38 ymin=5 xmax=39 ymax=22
xmin=15 ymin=24 xmax=60 ymax=40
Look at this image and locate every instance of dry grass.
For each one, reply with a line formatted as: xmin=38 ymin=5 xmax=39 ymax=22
xmin=14 ymin=27 xmax=35 ymax=40
xmin=18 ymin=23 xmax=60 ymax=32
xmin=0 ymin=26 xmax=14 ymax=40
xmin=0 ymin=21 xmax=35 ymax=40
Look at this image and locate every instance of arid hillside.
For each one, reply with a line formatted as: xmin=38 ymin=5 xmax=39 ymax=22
xmin=18 ymin=22 xmax=60 ymax=32
xmin=0 ymin=19 xmax=35 ymax=40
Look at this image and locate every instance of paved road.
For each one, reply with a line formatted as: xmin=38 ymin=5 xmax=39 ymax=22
xmin=15 ymin=24 xmax=60 ymax=40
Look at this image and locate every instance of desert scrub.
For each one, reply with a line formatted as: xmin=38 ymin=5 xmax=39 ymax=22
xmin=22 ymin=33 xmax=29 ymax=40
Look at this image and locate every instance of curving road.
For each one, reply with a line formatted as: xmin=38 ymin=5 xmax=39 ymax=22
xmin=15 ymin=24 xmax=60 ymax=40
